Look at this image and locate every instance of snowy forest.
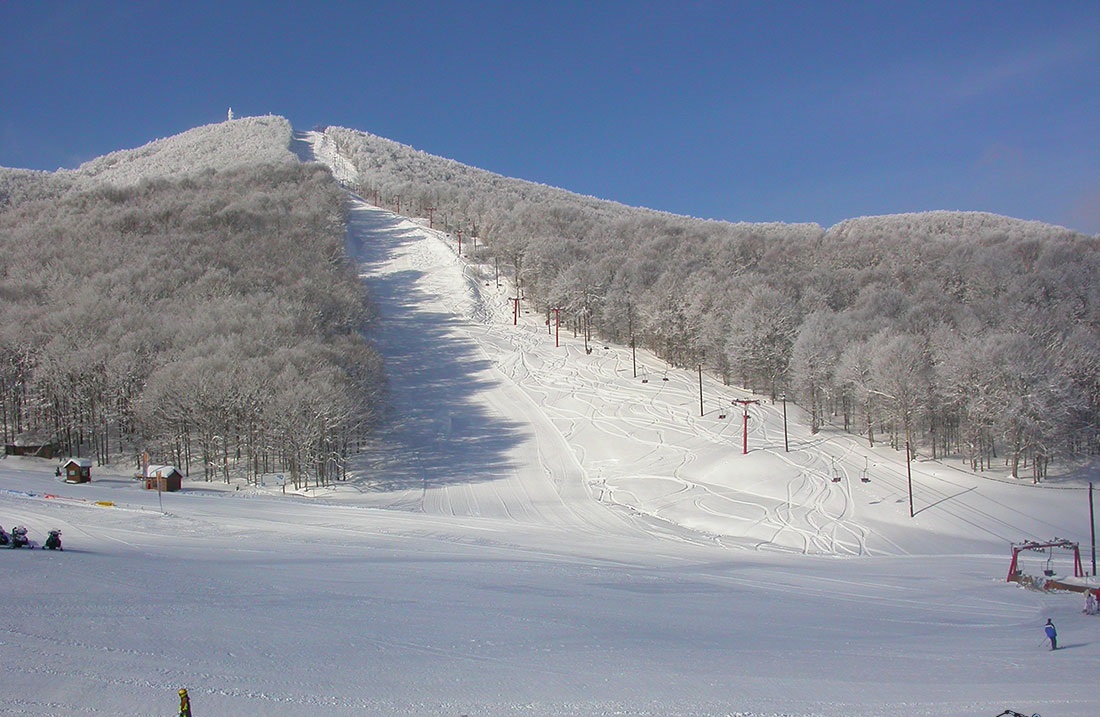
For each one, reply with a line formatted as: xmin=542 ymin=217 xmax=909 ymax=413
xmin=0 ymin=118 xmax=383 ymax=487
xmin=326 ymin=126 xmax=1099 ymax=480
xmin=0 ymin=116 xmax=1096 ymax=485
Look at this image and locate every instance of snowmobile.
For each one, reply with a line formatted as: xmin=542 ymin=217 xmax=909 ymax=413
xmin=0 ymin=525 xmax=8 ymax=546
xmin=44 ymin=530 xmax=62 ymax=551
xmin=9 ymin=525 xmax=30 ymax=549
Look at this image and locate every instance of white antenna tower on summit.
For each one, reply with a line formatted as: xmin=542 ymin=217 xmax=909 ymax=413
xmin=227 ymin=107 xmax=234 ymax=121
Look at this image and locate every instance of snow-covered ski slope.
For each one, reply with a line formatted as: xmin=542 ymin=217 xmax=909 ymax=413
xmin=0 ymin=129 xmax=1095 ymax=717
xmin=302 ymin=130 xmax=1088 ymax=561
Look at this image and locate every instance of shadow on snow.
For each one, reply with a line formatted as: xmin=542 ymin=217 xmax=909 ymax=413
xmin=342 ymin=201 xmax=526 ymax=494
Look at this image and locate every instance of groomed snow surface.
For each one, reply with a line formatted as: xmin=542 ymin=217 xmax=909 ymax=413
xmin=1 ymin=133 xmax=1097 ymax=717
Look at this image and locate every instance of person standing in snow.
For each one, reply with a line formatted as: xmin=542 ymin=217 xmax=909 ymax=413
xmin=1043 ymin=619 xmax=1057 ymax=650
xmin=178 ymin=687 xmax=192 ymax=717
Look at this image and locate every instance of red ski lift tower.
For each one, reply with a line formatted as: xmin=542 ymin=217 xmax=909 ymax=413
xmin=1007 ymin=538 xmax=1085 ymax=583
xmin=731 ymin=399 xmax=760 ymax=455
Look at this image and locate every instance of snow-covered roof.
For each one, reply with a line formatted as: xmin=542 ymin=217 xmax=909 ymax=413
xmin=143 ymin=464 xmax=181 ymax=478
xmin=63 ymin=458 xmax=93 ymax=467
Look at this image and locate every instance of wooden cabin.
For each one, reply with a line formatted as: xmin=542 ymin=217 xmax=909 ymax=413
xmin=143 ymin=464 xmax=183 ymax=492
xmin=4 ymin=432 xmax=60 ymax=459
xmin=63 ymin=457 xmax=93 ymax=483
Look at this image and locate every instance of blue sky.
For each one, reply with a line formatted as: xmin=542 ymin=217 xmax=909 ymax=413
xmin=2 ymin=1 xmax=1098 ymax=233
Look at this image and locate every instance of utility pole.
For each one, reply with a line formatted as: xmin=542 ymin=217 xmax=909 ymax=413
xmin=628 ymin=309 xmax=637 ymax=378
xmin=906 ymin=440 xmax=914 ymax=518
xmin=732 ymin=399 xmax=760 ymax=455
xmin=780 ymin=394 xmax=789 ymax=452
xmin=425 ymin=206 xmax=436 ymax=229
xmin=698 ymin=364 xmax=704 ymax=417
xmin=866 ymin=387 xmax=917 ymax=516
xmin=512 ymin=296 xmax=520 ymax=325
xmin=553 ymin=308 xmax=561 ymax=347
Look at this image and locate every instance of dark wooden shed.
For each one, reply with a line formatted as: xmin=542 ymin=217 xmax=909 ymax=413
xmin=63 ymin=458 xmax=93 ymax=483
xmin=4 ymin=432 xmax=59 ymax=459
xmin=144 ymin=465 xmax=183 ymax=492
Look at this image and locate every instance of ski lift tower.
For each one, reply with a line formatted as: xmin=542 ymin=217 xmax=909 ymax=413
xmin=731 ymin=399 xmax=760 ymax=455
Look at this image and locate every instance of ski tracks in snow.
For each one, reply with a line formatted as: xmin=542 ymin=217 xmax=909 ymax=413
xmin=300 ymin=131 xmax=1042 ymax=559
xmin=332 ymin=182 xmax=897 ymax=554
xmin=325 ymin=163 xmax=635 ymax=540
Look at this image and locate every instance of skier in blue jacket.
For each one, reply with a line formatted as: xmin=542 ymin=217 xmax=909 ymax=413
xmin=1044 ymin=619 xmax=1057 ymax=650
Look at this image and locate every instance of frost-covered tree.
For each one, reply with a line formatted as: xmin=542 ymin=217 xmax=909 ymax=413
xmin=868 ymin=332 xmax=932 ymax=456
xmin=726 ymin=282 xmax=798 ymax=398
xmin=0 ymin=141 xmax=382 ymax=482
xmin=790 ymin=311 xmax=844 ymax=433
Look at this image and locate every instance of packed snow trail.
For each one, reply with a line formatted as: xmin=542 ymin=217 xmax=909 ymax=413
xmin=340 ymin=197 xmax=639 ymax=539
xmin=333 ymin=172 xmax=883 ymax=553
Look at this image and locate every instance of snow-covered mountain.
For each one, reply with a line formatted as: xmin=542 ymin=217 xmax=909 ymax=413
xmin=65 ymin=115 xmax=298 ymax=186
xmin=0 ymin=118 xmax=1096 ymax=717
xmin=0 ymin=116 xmax=297 ymax=209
